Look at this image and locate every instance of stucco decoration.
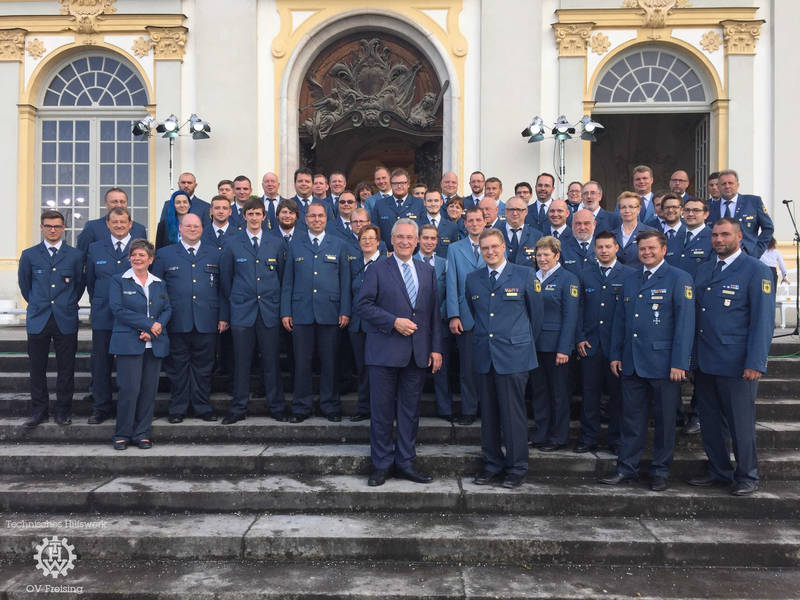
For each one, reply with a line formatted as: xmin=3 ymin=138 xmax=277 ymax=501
xmin=59 ymin=0 xmax=116 ymax=34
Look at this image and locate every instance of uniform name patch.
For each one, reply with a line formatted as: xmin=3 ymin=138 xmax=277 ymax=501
xmin=325 ymin=254 xmax=337 ymax=260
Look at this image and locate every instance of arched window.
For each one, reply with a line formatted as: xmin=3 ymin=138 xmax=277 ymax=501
xmin=37 ymin=53 xmax=150 ymax=245
xmin=594 ymin=48 xmax=707 ymax=104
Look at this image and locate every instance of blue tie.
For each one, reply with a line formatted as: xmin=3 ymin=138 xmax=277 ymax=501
xmin=538 ymin=203 xmax=546 ymax=222
xmin=312 ymin=237 xmax=319 ymax=250
xmin=402 ymin=262 xmax=417 ymax=307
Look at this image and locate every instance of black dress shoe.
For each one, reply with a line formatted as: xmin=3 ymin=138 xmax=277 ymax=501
xmin=350 ymin=413 xmax=370 ymax=422
xmin=538 ymin=444 xmax=563 ymax=453
xmin=473 ymin=470 xmax=504 ymax=485
xmin=221 ymin=414 xmax=245 ymax=425
xmin=326 ymin=414 xmax=342 ymax=423
xmin=457 ymin=414 xmax=476 ymax=426
xmin=682 ymin=416 xmax=701 ymax=435
xmin=395 ymin=466 xmax=433 ymax=484
xmin=607 ymin=445 xmax=620 ymax=456
xmin=198 ymin=412 xmax=218 ymax=422
xmin=573 ymin=443 xmax=598 ymax=454
xmin=599 ymin=472 xmax=637 ymax=485
xmin=24 ymin=415 xmax=48 ymax=427
xmin=87 ymin=413 xmax=107 ymax=425
xmin=730 ymin=481 xmax=758 ymax=496
xmin=113 ymin=439 xmax=127 ymax=451
xmin=528 ymin=440 xmax=545 ymax=449
xmin=368 ymin=468 xmax=390 ymax=487
xmin=687 ymin=473 xmax=729 ymax=487
xmin=501 ymin=473 xmax=525 ymax=489
xmin=439 ymin=414 xmax=454 ymax=423
xmin=137 ymin=439 xmax=153 ymax=449
xmin=82 ymin=394 xmax=94 ymax=403
xmin=55 ymin=417 xmax=72 ymax=426
xmin=167 ymin=415 xmax=184 ymax=424
xmin=272 ymin=411 xmax=290 ymax=422
xmin=650 ymin=476 xmax=668 ymax=492
xmin=289 ymin=414 xmax=307 ymax=423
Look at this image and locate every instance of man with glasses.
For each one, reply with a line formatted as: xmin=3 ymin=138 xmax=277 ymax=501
xmin=420 ymin=189 xmax=458 ymax=257
xmin=19 ymin=210 xmax=85 ymax=427
xmin=77 ymin=187 xmax=147 ymax=254
xmin=661 ymin=194 xmax=687 ymax=267
xmin=502 ymin=196 xmax=542 ymax=266
xmin=578 ymin=181 xmax=620 ymax=234
xmin=566 ymin=181 xmax=583 ymax=214
xmin=371 ymin=168 xmax=424 ymax=252
xmin=669 ymin=170 xmax=696 ymax=203
xmin=330 ymin=190 xmax=359 ymax=240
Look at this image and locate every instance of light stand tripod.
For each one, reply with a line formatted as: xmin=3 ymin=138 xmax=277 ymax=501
xmin=775 ymin=199 xmax=799 ymax=337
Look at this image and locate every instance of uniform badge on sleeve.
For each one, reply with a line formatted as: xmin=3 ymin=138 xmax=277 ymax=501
xmin=570 ymin=284 xmax=579 ymax=298
xmin=762 ymin=279 xmax=772 ymax=294
xmin=534 ymin=280 xmax=542 ymax=293
xmin=684 ymin=285 xmax=693 ymax=300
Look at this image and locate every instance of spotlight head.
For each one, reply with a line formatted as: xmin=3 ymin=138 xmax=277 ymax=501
xmin=552 ymin=115 xmax=574 ymax=140
xmin=132 ymin=115 xmax=156 ymax=137
xmin=156 ymin=114 xmax=180 ymax=138
xmin=189 ymin=113 xmax=211 ymax=140
xmin=579 ymin=115 xmax=604 ymax=141
xmin=522 ymin=116 xmax=545 ymax=143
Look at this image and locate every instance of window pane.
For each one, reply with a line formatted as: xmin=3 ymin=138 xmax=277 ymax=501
xmin=41 ymin=164 xmax=56 ymax=185
xmin=58 ymin=143 xmax=73 ymax=162
xmin=100 ymin=142 xmax=114 ymax=163
xmin=58 ymin=164 xmax=72 ymax=184
xmin=117 ymin=142 xmax=131 ymax=163
xmin=75 ymin=121 xmax=89 ymax=140
xmin=75 ymin=142 xmax=89 ymax=163
xmin=100 ymin=164 xmax=115 ymax=185
xmin=133 ymin=142 xmax=148 ymax=163
xmin=133 ymin=165 xmax=148 ymax=183
xmin=42 ymin=142 xmax=57 ymax=162
xmin=116 ymin=164 xmax=131 ymax=185
xmin=74 ymin=164 xmax=90 ymax=184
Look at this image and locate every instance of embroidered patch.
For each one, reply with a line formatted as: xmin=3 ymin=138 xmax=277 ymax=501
xmin=570 ymin=284 xmax=579 ymax=298
xmin=684 ymin=285 xmax=693 ymax=299
xmin=762 ymin=279 xmax=771 ymax=294
xmin=534 ymin=281 xmax=541 ymax=292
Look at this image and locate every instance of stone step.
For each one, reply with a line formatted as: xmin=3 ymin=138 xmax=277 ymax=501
xmin=2 ymin=561 xmax=798 ymax=599
xmin=2 ymin=442 xmax=800 ymax=480
xmin=1 ymin=416 xmax=799 ymax=449
xmin=2 ymin=511 xmax=799 ymax=567
xmin=1 ymin=473 xmax=798 ymax=519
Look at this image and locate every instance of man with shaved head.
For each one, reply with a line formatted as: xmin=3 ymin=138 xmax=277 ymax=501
xmin=669 ymin=170 xmax=694 ymax=202
xmin=546 ymin=199 xmax=572 ymax=241
xmin=441 ymin=171 xmax=460 ymax=205
xmin=159 ymin=172 xmax=211 ymax=227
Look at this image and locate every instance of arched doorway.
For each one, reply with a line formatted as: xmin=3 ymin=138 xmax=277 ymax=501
xmin=589 ymin=46 xmax=713 ymax=205
xmin=298 ymin=35 xmax=446 ymax=187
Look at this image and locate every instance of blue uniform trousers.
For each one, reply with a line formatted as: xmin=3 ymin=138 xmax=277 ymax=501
xmin=90 ymin=328 xmax=114 ymax=417
xmin=230 ymin=320 xmax=282 ymax=416
xmin=167 ymin=330 xmax=215 ymax=417
xmin=114 ymin=350 xmax=160 ymax=443
xmin=530 ymin=351 xmax=571 ymax=446
xmin=28 ymin=314 xmax=77 ymax=421
xmin=292 ymin=323 xmax=340 ymax=417
xmin=431 ymin=325 xmax=453 ymax=417
xmin=579 ymin=350 xmax=621 ymax=449
xmin=618 ymin=374 xmax=681 ymax=479
xmin=369 ymin=362 xmax=426 ymax=470
xmin=695 ymin=370 xmax=758 ymax=483
xmin=455 ymin=330 xmax=480 ymax=417
xmin=348 ymin=330 xmax=370 ymax=415
xmin=480 ymin=367 xmax=529 ymax=476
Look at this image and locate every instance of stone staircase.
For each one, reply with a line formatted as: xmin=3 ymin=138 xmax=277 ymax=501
xmin=0 ymin=330 xmax=799 ymax=598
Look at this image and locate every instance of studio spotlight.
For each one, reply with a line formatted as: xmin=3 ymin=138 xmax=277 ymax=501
xmin=522 ymin=116 xmax=545 ymax=143
xmin=188 ymin=114 xmax=211 ymax=140
xmin=578 ymin=115 xmax=604 ymax=141
xmin=156 ymin=114 xmax=180 ymax=138
xmin=132 ymin=115 xmax=157 ymax=137
xmin=552 ymin=115 xmax=574 ymax=140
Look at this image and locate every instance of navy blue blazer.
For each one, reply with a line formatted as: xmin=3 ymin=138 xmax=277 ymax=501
xmin=159 ymin=196 xmax=211 ymax=228
xmin=694 ymin=253 xmax=774 ymax=376
xmin=354 ymin=256 xmax=443 ymax=368
xmin=664 ymin=224 xmax=688 ymax=268
xmin=615 ymin=222 xmax=656 ymax=267
xmin=707 ymin=194 xmax=774 ymax=258
xmin=535 ymin=267 xmax=580 ymax=355
xmin=466 ymin=263 xmax=542 ymax=374
xmin=108 ymin=273 xmax=171 ymax=357
xmin=18 ymin=242 xmax=85 ymax=335
xmin=560 ymin=236 xmax=596 ymax=275
xmin=419 ymin=213 xmax=459 ymax=258
xmin=610 ymin=262 xmax=695 ymax=379
xmin=576 ymin=261 xmax=635 ymax=357
xmin=77 ymin=217 xmax=147 ymax=254
xmin=445 ymin=236 xmax=485 ymax=330
xmin=86 ymin=237 xmax=132 ymax=330
xmin=152 ymin=242 xmax=226 ymax=333
xmin=370 ymin=195 xmax=425 ymax=252
xmin=280 ymin=233 xmax=351 ymax=325
xmin=349 ymin=253 xmax=389 ymax=332
xmin=220 ymin=230 xmax=285 ymax=328
xmin=675 ymin=225 xmax=713 ymax=280
xmin=501 ymin=224 xmax=543 ymax=266
xmin=593 ymin=208 xmax=622 ymax=234
xmin=200 ymin=223 xmax=244 ymax=253
xmin=290 ymin=196 xmax=336 ymax=224
xmin=525 ymin=201 xmax=551 ymax=233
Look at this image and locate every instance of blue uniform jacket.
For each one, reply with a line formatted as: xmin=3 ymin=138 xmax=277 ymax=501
xmin=86 ymin=238 xmax=132 ymax=330
xmin=615 ymin=222 xmax=656 ymax=267
xmin=280 ymin=233 xmax=351 ymax=325
xmin=675 ymin=225 xmax=713 ymax=280
xmin=201 ymin=223 xmax=244 ymax=253
xmin=370 ymin=195 xmax=425 ymax=251
xmin=466 ymin=263 xmax=542 ymax=374
xmin=560 ymin=236 xmax=596 ymax=275
xmin=349 ymin=253 xmax=388 ymax=332
xmin=159 ymin=197 xmax=211 ymax=228
xmin=419 ymin=214 xmax=459 ymax=258
xmin=536 ymin=266 xmax=580 ymax=355
xmin=664 ymin=224 xmax=688 ymax=268
xmin=415 ymin=252 xmax=447 ymax=320
xmin=77 ymin=217 xmax=147 ymax=254
xmin=502 ymin=224 xmax=543 ymax=267
xmin=354 ymin=256 xmax=443 ymax=368
xmin=610 ymin=262 xmax=695 ymax=378
xmin=707 ymin=194 xmax=774 ymax=258
xmin=108 ymin=273 xmax=171 ymax=357
xmin=446 ymin=236 xmax=485 ymax=331
xmin=525 ymin=201 xmax=551 ymax=233
xmin=694 ymin=253 xmax=775 ymax=376
xmin=152 ymin=242 xmax=226 ymax=332
xmin=576 ymin=261 xmax=635 ymax=357
xmin=220 ymin=230 xmax=285 ymax=328
xmin=592 ymin=208 xmax=622 ymax=234
xmin=290 ymin=196 xmax=336 ymax=224
xmin=18 ymin=242 xmax=85 ymax=335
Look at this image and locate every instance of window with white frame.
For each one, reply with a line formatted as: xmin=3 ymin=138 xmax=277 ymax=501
xmin=38 ymin=54 xmax=149 ymax=245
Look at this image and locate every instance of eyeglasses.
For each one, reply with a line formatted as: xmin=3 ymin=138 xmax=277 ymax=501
xmin=683 ymin=208 xmax=706 ymax=213
xmin=670 ymin=178 xmax=688 ymax=183
xmin=359 ymin=236 xmax=378 ymax=242
xmin=505 ymin=208 xmax=526 ymax=213
xmin=390 ymin=180 xmax=409 ymax=185
xmin=338 ymin=199 xmax=355 ymax=205
xmin=41 ymin=224 xmax=65 ymax=230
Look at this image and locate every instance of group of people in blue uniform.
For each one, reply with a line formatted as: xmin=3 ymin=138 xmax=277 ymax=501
xmin=18 ymin=164 xmax=777 ymax=494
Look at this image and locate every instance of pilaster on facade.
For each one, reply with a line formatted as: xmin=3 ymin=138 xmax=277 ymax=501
xmin=552 ymin=22 xmax=593 ymax=57
xmin=721 ymin=20 xmax=764 ymax=56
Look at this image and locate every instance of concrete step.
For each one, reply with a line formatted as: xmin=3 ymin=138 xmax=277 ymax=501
xmin=1 ymin=473 xmax=799 ymax=519
xmin=2 ymin=511 xmax=799 ymax=567
xmin=2 ymin=442 xmax=800 ymax=480
xmin=2 ymin=560 xmax=798 ymax=599
xmin=2 ymin=416 xmax=799 ymax=449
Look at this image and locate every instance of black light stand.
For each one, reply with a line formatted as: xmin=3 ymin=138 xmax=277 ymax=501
xmin=775 ymin=199 xmax=799 ymax=337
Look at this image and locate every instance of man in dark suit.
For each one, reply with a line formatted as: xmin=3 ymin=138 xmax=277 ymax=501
xmin=677 ymin=198 xmax=713 ymax=279
xmin=526 ymin=173 xmax=556 ymax=233
xmin=158 ymin=172 xmax=211 ymax=227
xmin=603 ymin=229 xmax=695 ymax=492
xmin=546 ymin=199 xmax=572 ymax=241
xmin=259 ymin=172 xmax=284 ymax=230
xmin=371 ymin=168 xmax=425 ymax=252
xmin=669 ymin=170 xmax=696 ymax=203
xmin=480 ymin=196 xmax=505 ymax=230
xmin=77 ymin=187 xmax=147 ymax=253
xmin=85 ymin=207 xmax=133 ymax=423
xmin=152 ymin=214 xmax=225 ymax=423
xmin=18 ymin=210 xmax=85 ymax=426
xmin=466 ymin=228 xmax=541 ymax=488
xmin=661 ymin=194 xmax=688 ymax=267
xmin=441 ymin=171 xmax=460 ymax=206
xmin=630 ymin=165 xmax=656 ymax=223
xmin=463 ymin=171 xmax=485 ymax=209
xmin=328 ymin=190 xmax=359 ymax=242
xmin=363 ymin=166 xmax=392 ymax=214
xmin=202 ymin=195 xmax=244 ymax=252
xmin=566 ymin=181 xmax=583 ymax=214
xmin=419 ymin=189 xmax=459 ymax=258
xmin=355 ymin=219 xmax=443 ymax=487
xmin=707 ymin=169 xmax=774 ymax=258
xmin=689 ymin=218 xmax=775 ymax=496
xmin=501 ymin=196 xmax=542 ymax=266
xmin=219 ymin=199 xmax=285 ymax=424
xmin=281 ymin=202 xmax=351 ymax=422
xmin=291 ymin=168 xmax=335 ymax=223
xmin=579 ymin=181 xmax=621 ymax=233
xmin=328 ymin=170 xmax=348 ymax=209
